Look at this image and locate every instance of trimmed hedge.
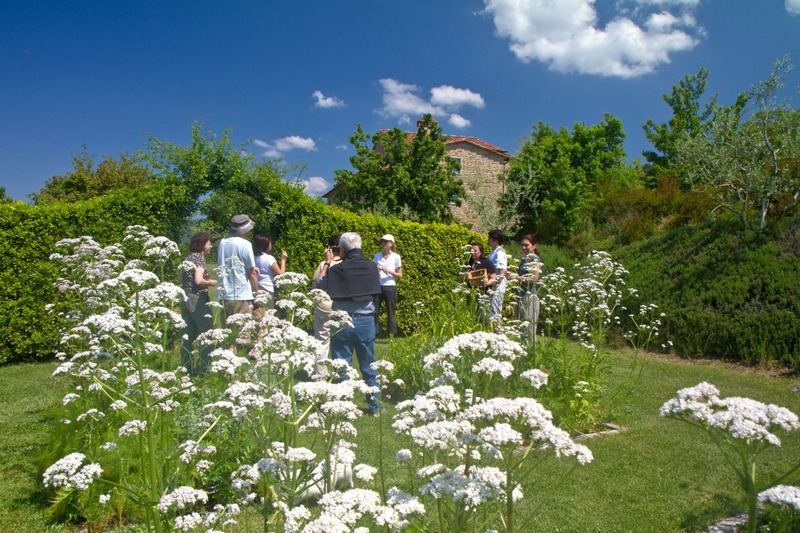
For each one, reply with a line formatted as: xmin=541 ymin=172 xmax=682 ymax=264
xmin=0 ymin=182 xmax=194 ymax=364
xmin=615 ymin=215 xmax=800 ymax=367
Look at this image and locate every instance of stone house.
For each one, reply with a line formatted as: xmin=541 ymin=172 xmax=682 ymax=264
xmin=322 ymin=124 xmax=511 ymax=230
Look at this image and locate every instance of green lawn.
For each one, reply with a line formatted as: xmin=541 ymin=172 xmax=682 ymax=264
xmin=2 ymin=348 xmax=799 ymax=532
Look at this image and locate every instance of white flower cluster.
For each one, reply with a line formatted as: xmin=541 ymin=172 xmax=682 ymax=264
xmin=284 ymin=487 xmax=424 ymax=532
xmin=758 ymin=485 xmax=800 ymax=511
xmin=158 ymin=485 xmax=209 ymax=513
xmin=423 ymin=332 xmax=526 ymax=388
xmin=43 ymin=452 xmax=103 ymax=491
xmin=660 ymin=382 xmax=800 ymax=445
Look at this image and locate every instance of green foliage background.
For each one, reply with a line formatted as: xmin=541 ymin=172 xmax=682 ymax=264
xmin=616 ymin=213 xmax=800 ymax=367
xmin=0 ymin=181 xmax=193 ymax=364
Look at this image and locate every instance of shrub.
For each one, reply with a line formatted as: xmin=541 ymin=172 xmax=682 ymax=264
xmin=0 ymin=182 xmax=193 ymax=364
xmin=616 ymin=214 xmax=800 ymax=367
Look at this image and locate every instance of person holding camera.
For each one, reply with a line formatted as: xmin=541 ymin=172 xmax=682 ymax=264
xmin=315 ymin=232 xmax=382 ymax=415
xmin=311 ymin=234 xmax=343 ymax=377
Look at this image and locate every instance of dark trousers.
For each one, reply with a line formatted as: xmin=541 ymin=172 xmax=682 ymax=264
xmin=373 ymin=285 xmax=398 ymax=336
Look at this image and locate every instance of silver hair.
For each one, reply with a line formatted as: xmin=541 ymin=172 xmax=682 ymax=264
xmin=339 ymin=232 xmax=362 ymax=254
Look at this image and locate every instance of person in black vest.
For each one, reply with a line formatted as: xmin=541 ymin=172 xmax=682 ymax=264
xmin=315 ymin=232 xmax=382 ymax=415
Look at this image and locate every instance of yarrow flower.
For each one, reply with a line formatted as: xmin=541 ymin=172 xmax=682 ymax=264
xmin=43 ymin=453 xmax=103 ymax=491
xmin=158 ymin=486 xmax=209 ymax=513
xmin=758 ymin=485 xmax=800 ymax=511
xmin=660 ymin=382 xmax=800 ymax=446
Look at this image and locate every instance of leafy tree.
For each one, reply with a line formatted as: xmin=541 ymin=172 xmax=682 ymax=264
xmin=141 ymin=122 xmax=305 ymax=239
xmin=141 ymin=122 xmax=253 ymax=202
xmin=31 ymin=147 xmax=154 ymax=204
xmin=500 ymin=114 xmax=631 ymax=244
xmin=642 ymin=67 xmax=716 ymax=187
xmin=333 ymin=114 xmax=463 ymax=223
xmin=675 ymin=56 xmax=800 ymax=229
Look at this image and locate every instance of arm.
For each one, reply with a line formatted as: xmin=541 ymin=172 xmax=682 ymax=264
xmin=314 ymin=248 xmax=335 ymax=291
xmin=193 ymin=266 xmax=217 ymax=288
xmin=377 ymin=254 xmax=403 ymax=279
xmin=271 ymin=250 xmax=288 ymax=276
xmin=248 ymin=267 xmax=259 ymax=293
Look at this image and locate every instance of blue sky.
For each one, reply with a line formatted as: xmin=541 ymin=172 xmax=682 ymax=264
xmin=2 ymin=0 xmax=799 ymax=201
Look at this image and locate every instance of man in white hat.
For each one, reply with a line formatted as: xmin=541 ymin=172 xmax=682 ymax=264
xmin=217 ymin=214 xmax=258 ymax=318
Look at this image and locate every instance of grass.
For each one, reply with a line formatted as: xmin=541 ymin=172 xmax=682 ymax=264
xmin=3 ymin=346 xmax=800 ymax=532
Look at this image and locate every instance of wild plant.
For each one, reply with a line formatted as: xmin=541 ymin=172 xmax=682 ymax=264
xmin=661 ymin=382 xmax=800 ymax=533
xmin=388 ymin=331 xmax=591 ymax=532
xmin=273 ymin=272 xmax=314 ymax=330
xmin=47 ymin=227 xmax=198 ymax=532
xmin=530 ymin=251 xmax=665 ymax=431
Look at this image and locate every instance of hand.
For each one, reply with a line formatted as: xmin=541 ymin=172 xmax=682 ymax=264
xmin=281 ymin=250 xmax=288 ymax=261
xmin=324 ymin=247 xmax=334 ymax=262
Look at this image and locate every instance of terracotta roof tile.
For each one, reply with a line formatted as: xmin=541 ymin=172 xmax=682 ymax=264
xmin=377 ymin=130 xmax=510 ymax=159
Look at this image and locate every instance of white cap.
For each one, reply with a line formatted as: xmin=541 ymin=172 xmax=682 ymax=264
xmin=380 ymin=234 xmax=395 ymax=243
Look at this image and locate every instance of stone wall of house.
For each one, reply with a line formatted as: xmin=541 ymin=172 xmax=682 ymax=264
xmin=446 ymin=142 xmax=508 ymax=231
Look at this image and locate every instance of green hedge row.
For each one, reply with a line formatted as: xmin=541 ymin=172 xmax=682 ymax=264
xmin=615 ymin=214 xmax=800 ymax=367
xmin=0 ymin=182 xmax=194 ymax=364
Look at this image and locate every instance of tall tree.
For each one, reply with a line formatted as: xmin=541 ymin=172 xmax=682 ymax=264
xmin=31 ymin=148 xmax=154 ymax=204
xmin=675 ymin=56 xmax=800 ymax=229
xmin=500 ymin=114 xmax=630 ymax=244
xmin=333 ymin=114 xmax=463 ymax=223
xmin=642 ymin=68 xmax=716 ymax=187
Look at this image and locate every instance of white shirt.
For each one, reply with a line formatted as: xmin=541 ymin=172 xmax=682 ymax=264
xmin=373 ymin=251 xmax=402 ymax=286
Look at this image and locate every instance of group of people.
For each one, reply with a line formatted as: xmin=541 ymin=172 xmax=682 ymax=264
xmin=179 ymin=214 xmax=403 ymax=416
xmin=467 ymin=230 xmax=542 ymax=340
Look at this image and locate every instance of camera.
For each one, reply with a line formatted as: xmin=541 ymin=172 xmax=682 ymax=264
xmin=331 ymin=246 xmax=340 ymax=254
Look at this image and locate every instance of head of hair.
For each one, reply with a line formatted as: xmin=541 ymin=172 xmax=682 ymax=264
xmin=469 ymin=241 xmax=484 ymax=263
xmin=339 ymin=232 xmax=362 ymax=254
xmin=253 ymin=235 xmax=272 ymax=256
xmin=328 ymin=234 xmax=341 ymax=248
xmin=520 ymin=233 xmax=539 ymax=255
xmin=488 ymin=229 xmax=505 ymax=245
xmin=189 ymin=232 xmax=212 ymax=253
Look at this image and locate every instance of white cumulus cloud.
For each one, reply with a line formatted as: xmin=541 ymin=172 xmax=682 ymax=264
xmin=448 ymin=114 xmax=471 ymax=129
xmin=312 ymin=90 xmax=345 ymax=108
xmin=482 ymin=0 xmax=703 ymax=78
xmin=254 ymin=136 xmax=317 ymax=158
xmin=787 ymin=0 xmax=800 ymax=16
xmin=430 ymin=85 xmax=486 ymax=109
xmin=377 ymin=78 xmax=485 ymax=129
xmin=302 ymin=176 xmax=331 ymax=196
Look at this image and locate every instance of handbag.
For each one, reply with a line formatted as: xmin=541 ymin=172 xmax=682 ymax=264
xmin=185 ymin=292 xmax=201 ymax=313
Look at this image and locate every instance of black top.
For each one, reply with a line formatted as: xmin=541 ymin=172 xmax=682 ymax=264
xmin=326 ymin=248 xmax=381 ymax=301
xmin=470 ymin=257 xmax=496 ymax=275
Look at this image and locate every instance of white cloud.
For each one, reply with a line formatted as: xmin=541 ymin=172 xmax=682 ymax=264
xmin=378 ymin=78 xmax=441 ymax=119
xmin=312 ymin=90 xmax=345 ymax=108
xmin=448 ymin=114 xmax=472 ymax=129
xmin=430 ymin=86 xmax=486 ymax=109
xmin=302 ymin=176 xmax=331 ymax=196
xmin=377 ymin=78 xmax=485 ymax=129
xmin=787 ymin=0 xmax=800 ymax=16
xmin=482 ymin=0 xmax=702 ymax=78
xmin=254 ymin=136 xmax=317 ymax=158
